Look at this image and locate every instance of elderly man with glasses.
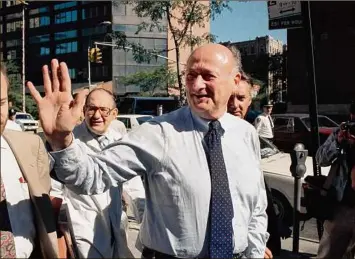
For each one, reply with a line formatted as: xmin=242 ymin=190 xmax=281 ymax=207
xmin=50 ymin=88 xmax=132 ymax=258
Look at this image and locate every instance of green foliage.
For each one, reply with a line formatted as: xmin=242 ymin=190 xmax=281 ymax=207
xmin=111 ymin=0 xmax=230 ymax=106
xmin=2 ymin=60 xmax=38 ymax=118
xmin=120 ymin=65 xmax=177 ymax=96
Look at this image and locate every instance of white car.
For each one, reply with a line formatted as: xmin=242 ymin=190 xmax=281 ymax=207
xmin=116 ymin=114 xmax=154 ymax=131
xmin=14 ymin=112 xmax=39 ymax=132
xmin=260 ymin=137 xmax=330 ymax=226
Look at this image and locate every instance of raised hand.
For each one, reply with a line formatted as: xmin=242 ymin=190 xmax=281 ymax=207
xmin=27 ymin=59 xmax=87 ymax=150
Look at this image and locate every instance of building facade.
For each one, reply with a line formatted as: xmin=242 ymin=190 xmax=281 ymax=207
xmin=221 ymin=36 xmax=286 ymax=103
xmin=0 ymin=1 xmax=171 ymax=95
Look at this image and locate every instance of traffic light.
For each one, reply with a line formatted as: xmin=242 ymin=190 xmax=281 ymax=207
xmin=88 ymin=47 xmax=103 ymax=63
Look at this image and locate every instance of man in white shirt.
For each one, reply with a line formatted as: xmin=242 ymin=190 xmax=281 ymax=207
xmin=5 ymin=108 xmax=22 ymax=131
xmin=0 ymin=64 xmax=58 ymax=258
xmin=51 ymin=88 xmax=133 ymax=258
xmin=255 ymin=102 xmax=274 ymax=141
xmin=28 ymin=44 xmax=268 ymax=259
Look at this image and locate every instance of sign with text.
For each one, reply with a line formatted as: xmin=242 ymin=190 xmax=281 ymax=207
xmin=268 ymin=1 xmax=303 ymax=30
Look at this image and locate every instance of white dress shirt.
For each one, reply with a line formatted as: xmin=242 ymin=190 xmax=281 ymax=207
xmin=254 ymin=113 xmax=274 ymax=138
xmin=50 ymin=122 xmax=125 ymax=258
xmin=50 ymin=107 xmax=269 ymax=258
xmin=1 ymin=136 xmax=36 ymax=257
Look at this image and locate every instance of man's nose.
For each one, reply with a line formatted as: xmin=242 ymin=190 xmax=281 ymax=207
xmin=93 ymin=109 xmax=102 ymax=118
xmin=192 ymin=75 xmax=206 ymax=92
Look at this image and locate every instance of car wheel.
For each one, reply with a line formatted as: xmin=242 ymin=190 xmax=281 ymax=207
xmin=271 ymin=190 xmax=293 ymax=227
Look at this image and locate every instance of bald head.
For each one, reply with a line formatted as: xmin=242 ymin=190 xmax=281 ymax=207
xmin=185 ymin=43 xmax=242 ymax=120
xmin=187 ymin=44 xmax=239 ymax=74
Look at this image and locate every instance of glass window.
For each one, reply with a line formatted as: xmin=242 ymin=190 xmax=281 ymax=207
xmin=55 ymin=30 xmax=77 ymax=41
xmin=69 ymin=68 xmax=76 ymax=79
xmin=40 ymin=47 xmax=50 ymax=56
xmin=29 ymin=17 xmax=49 ymax=28
xmin=29 ymin=34 xmax=50 ymax=44
xmin=82 ymin=26 xmax=107 ymax=36
xmin=29 ymin=6 xmax=49 ymax=15
xmin=55 ymin=10 xmax=77 ymax=24
xmin=55 ymin=41 xmax=78 ymax=54
xmin=6 ymin=13 xmax=22 ymax=20
xmin=7 ymin=49 xmax=18 ymax=60
xmin=302 ymin=116 xmax=339 ymax=129
xmin=6 ymin=20 xmax=22 ymax=32
xmin=54 ymin=1 xmax=77 ymax=10
xmin=113 ymin=24 xmax=138 ymax=33
xmin=6 ymin=39 xmax=21 ymax=47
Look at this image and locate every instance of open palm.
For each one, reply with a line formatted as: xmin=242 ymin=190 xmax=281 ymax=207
xmin=28 ymin=59 xmax=87 ymax=145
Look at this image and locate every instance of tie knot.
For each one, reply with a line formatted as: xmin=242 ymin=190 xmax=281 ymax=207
xmin=209 ymin=120 xmax=224 ymax=134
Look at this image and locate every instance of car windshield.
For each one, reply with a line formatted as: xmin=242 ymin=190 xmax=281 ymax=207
xmin=16 ymin=114 xmax=33 ymax=120
xmin=302 ymin=116 xmax=338 ymax=129
xmin=260 ymin=137 xmax=280 ymax=158
xmin=136 ymin=116 xmax=153 ymax=125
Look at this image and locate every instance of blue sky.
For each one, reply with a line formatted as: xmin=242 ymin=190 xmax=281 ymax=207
xmin=211 ymin=1 xmax=287 ymax=44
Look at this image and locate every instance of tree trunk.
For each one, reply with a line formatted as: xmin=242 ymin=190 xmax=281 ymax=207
xmin=174 ymin=46 xmax=186 ymax=107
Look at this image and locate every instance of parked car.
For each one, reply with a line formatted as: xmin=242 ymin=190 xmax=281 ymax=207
xmin=272 ymin=113 xmax=339 ymax=154
xmin=14 ymin=112 xmax=39 ymax=133
xmin=116 ymin=114 xmax=154 ymax=131
xmin=261 ymin=137 xmax=331 ymax=226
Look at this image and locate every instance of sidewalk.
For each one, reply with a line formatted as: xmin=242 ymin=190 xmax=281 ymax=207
xmin=127 ymin=218 xmax=319 ymax=259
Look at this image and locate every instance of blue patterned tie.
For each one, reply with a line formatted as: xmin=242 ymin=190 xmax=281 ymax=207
xmin=204 ymin=120 xmax=234 ymax=259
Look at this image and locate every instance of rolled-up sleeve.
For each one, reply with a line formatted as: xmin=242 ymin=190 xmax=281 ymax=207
xmin=245 ymin=130 xmax=269 ymax=258
xmin=50 ymin=121 xmax=166 ymax=195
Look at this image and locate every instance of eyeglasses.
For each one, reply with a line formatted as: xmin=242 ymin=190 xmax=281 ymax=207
xmin=85 ymin=105 xmax=114 ymax=117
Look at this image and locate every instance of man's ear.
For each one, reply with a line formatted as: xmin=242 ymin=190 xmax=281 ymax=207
xmin=234 ymin=72 xmax=241 ymax=85
xmin=111 ymin=108 xmax=118 ymax=117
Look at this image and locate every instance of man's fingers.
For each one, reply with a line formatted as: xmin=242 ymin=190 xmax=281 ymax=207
xmin=27 ymin=81 xmax=42 ymax=104
xmin=51 ymin=59 xmax=60 ymax=92
xmin=42 ymin=65 xmax=52 ymax=95
xmin=59 ymin=62 xmax=71 ymax=93
xmin=264 ymin=248 xmax=273 ymax=259
xmin=72 ymin=89 xmax=88 ymax=116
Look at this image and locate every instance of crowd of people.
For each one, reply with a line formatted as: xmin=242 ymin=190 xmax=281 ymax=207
xmin=1 ymin=43 xmax=355 ymax=259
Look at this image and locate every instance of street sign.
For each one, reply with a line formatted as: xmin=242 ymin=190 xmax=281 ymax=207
xmin=268 ymin=1 xmax=303 ymax=30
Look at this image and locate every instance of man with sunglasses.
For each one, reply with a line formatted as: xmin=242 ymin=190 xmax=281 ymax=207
xmin=316 ymin=102 xmax=355 ymax=259
xmin=50 ymin=88 xmax=130 ymax=258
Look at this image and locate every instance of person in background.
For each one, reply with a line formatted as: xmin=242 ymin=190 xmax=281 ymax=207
xmin=50 ymin=88 xmax=131 ymax=258
xmin=255 ymin=102 xmax=274 ymax=142
xmin=0 ymin=64 xmax=59 ymax=258
xmin=5 ymin=108 xmax=22 ymax=131
xmin=227 ymin=71 xmax=286 ymax=258
xmin=28 ymin=44 xmax=268 ymax=259
xmin=316 ymin=101 xmax=355 ymax=259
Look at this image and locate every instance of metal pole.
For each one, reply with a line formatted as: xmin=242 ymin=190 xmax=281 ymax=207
xmin=22 ymin=4 xmax=26 ymax=112
xmin=292 ymin=176 xmax=301 ymax=253
xmin=302 ymin=1 xmax=324 ymax=241
xmin=88 ymin=46 xmax=91 ymax=87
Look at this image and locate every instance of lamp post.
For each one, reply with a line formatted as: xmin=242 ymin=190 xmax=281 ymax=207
xmin=88 ymin=21 xmax=112 ymax=87
xmin=20 ymin=0 xmax=28 ymax=112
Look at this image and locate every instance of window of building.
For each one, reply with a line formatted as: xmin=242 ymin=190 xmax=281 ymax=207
xmin=6 ymin=39 xmax=21 ymax=47
xmin=68 ymin=68 xmax=76 ymax=79
xmin=40 ymin=46 xmax=50 ymax=56
xmin=55 ymin=10 xmax=77 ymax=24
xmin=29 ymin=16 xmax=50 ymax=28
xmin=82 ymin=5 xmax=108 ymax=20
xmin=29 ymin=34 xmax=50 ymax=44
xmin=6 ymin=1 xmax=18 ymax=7
xmin=113 ymin=24 xmax=138 ymax=33
xmin=113 ymin=3 xmax=127 ymax=16
xmin=7 ymin=49 xmax=18 ymax=60
xmin=6 ymin=13 xmax=22 ymax=20
xmin=55 ymin=30 xmax=77 ymax=41
xmin=82 ymin=26 xmax=108 ymax=36
xmin=29 ymin=7 xmax=49 ymax=15
xmin=54 ymin=1 xmax=77 ymax=10
xmin=55 ymin=41 xmax=78 ymax=54
xmin=6 ymin=20 xmax=22 ymax=32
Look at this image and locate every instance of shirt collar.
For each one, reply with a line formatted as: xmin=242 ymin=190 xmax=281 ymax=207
xmin=189 ymin=107 xmax=231 ymax=133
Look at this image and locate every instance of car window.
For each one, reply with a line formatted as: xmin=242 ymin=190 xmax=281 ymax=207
xmin=302 ymin=116 xmax=339 ymax=129
xmin=117 ymin=118 xmax=131 ymax=129
xmin=260 ymin=137 xmax=279 ymax=158
xmin=136 ymin=116 xmax=153 ymax=125
xmin=273 ymin=117 xmax=291 ymax=132
xmin=15 ymin=114 xmax=33 ymax=120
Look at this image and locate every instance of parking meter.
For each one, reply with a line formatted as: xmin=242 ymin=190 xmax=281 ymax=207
xmin=290 ymin=143 xmax=308 ymax=179
xmin=290 ymin=143 xmax=308 ymax=254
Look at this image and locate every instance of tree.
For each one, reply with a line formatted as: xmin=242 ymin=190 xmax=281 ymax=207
xmin=112 ymin=0 xmax=230 ymax=106
xmin=2 ymin=60 xmax=38 ymax=118
xmin=120 ymin=65 xmax=177 ymax=96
